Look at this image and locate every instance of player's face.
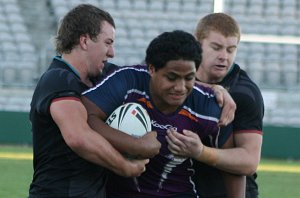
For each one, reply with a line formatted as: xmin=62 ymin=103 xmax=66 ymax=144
xmin=86 ymin=21 xmax=115 ymax=77
xmin=149 ymin=59 xmax=196 ymax=114
xmin=197 ymin=30 xmax=238 ymax=83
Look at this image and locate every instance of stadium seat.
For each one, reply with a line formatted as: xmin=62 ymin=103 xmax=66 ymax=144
xmin=99 ymin=0 xmax=116 ymax=9
xmin=148 ymin=1 xmax=164 ymax=11
xmin=133 ymin=0 xmax=147 ymax=11
xmin=3 ymin=3 xmax=20 ymax=13
xmin=166 ymin=1 xmax=181 ymax=12
xmin=182 ymin=0 xmax=197 ymax=12
xmin=116 ymin=0 xmax=132 ymax=10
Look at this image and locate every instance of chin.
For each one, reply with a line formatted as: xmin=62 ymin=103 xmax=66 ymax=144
xmin=171 ymin=100 xmax=185 ymax=107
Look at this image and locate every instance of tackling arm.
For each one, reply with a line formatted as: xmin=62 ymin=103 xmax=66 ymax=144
xmin=167 ymin=129 xmax=246 ymax=197
xmin=50 ymin=98 xmax=149 ymax=177
xmin=193 ymin=132 xmax=262 ymax=175
xmin=81 ymin=96 xmax=161 ymax=159
xmin=166 ymin=128 xmax=262 ymax=175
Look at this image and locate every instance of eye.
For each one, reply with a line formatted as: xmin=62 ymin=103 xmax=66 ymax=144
xmin=227 ymin=47 xmax=236 ymax=54
xmin=212 ymin=45 xmax=221 ymax=51
xmin=167 ymin=74 xmax=177 ymax=81
xmin=105 ymin=39 xmax=113 ymax=46
xmin=185 ymin=75 xmax=195 ymax=81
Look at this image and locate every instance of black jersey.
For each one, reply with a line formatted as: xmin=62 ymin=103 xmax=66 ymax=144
xmin=29 ymin=56 xmax=107 ymax=197
xmin=193 ymin=63 xmax=264 ymax=198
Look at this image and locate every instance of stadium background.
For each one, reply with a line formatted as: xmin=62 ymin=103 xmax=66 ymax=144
xmin=0 ymin=0 xmax=299 ymax=159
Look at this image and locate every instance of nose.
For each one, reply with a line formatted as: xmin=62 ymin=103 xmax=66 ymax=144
xmin=107 ymin=45 xmax=115 ymax=58
xmin=218 ymin=49 xmax=228 ymax=61
xmin=174 ymin=79 xmax=185 ymax=92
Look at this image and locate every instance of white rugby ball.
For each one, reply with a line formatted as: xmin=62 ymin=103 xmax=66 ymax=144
xmin=105 ymin=103 xmax=151 ymax=137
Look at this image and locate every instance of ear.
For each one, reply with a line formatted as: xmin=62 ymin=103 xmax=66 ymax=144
xmin=79 ymin=34 xmax=88 ymax=50
xmin=148 ymin=64 xmax=155 ymax=76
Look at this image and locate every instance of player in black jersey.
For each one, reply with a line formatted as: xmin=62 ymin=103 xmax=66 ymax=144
xmin=192 ymin=13 xmax=264 ymax=198
xmin=28 ymin=4 xmax=150 ymax=197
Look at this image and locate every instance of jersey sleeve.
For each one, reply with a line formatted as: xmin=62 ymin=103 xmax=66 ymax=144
xmin=201 ymin=124 xmax=232 ymax=149
xmin=82 ymin=68 xmax=134 ymax=116
xmin=34 ymin=69 xmax=83 ymax=115
xmin=232 ymin=92 xmax=264 ymax=134
xmin=192 ymin=84 xmax=233 ymax=148
xmin=217 ymin=125 xmax=232 ymax=148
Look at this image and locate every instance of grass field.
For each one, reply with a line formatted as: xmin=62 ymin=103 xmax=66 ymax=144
xmin=1 ymin=145 xmax=300 ymax=198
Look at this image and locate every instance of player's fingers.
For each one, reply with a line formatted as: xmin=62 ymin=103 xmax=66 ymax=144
xmin=212 ymin=85 xmax=225 ymax=107
xmin=166 ymin=136 xmax=181 ymax=152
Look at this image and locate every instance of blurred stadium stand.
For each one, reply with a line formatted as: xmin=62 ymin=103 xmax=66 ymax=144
xmin=0 ymin=0 xmax=299 ymax=127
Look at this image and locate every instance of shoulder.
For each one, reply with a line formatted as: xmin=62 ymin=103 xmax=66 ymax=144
xmin=83 ymin=65 xmax=150 ymax=97
xmin=117 ymin=64 xmax=149 ymax=74
xmin=186 ymin=83 xmax=221 ymax=118
xmin=97 ymin=65 xmax=150 ymax=86
xmin=233 ymin=72 xmax=263 ymax=104
xmin=41 ymin=67 xmax=81 ymax=90
xmin=193 ymin=82 xmax=215 ymax=97
xmin=223 ymin=64 xmax=263 ymax=103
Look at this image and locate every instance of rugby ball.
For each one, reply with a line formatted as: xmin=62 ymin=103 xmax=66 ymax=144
xmin=105 ymin=103 xmax=151 ymax=137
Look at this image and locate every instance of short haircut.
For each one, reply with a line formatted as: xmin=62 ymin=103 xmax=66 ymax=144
xmin=55 ymin=4 xmax=115 ymax=55
xmin=195 ymin=13 xmax=241 ymax=43
xmin=145 ymin=30 xmax=202 ymax=71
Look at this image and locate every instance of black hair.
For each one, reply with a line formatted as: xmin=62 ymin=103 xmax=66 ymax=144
xmin=145 ymin=30 xmax=202 ymax=70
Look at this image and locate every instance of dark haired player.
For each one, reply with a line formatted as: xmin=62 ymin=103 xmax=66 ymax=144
xmin=82 ymin=30 xmax=243 ymax=197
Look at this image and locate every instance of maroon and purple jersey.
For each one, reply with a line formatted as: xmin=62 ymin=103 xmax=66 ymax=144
xmin=83 ymin=65 xmax=232 ymax=198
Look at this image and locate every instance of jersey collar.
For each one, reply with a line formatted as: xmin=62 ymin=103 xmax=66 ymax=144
xmin=53 ymin=56 xmax=81 ymax=78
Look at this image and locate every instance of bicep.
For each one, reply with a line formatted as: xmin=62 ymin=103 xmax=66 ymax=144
xmin=50 ymin=99 xmax=90 ymax=143
xmin=234 ymin=133 xmax=262 ymax=154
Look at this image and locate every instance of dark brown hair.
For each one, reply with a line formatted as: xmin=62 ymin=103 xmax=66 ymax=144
xmin=55 ymin=4 xmax=115 ymax=54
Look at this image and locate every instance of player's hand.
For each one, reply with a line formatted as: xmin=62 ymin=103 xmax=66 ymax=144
xmin=166 ymin=128 xmax=203 ymax=159
xmin=120 ymin=158 xmax=149 ymax=177
xmin=211 ymin=85 xmax=236 ymax=126
xmin=137 ymin=131 xmax=161 ymax=158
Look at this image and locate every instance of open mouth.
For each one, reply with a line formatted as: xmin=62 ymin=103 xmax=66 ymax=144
xmin=215 ymin=64 xmax=226 ymax=68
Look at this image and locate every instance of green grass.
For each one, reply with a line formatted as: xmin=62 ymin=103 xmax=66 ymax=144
xmin=1 ymin=145 xmax=300 ymax=198
xmin=0 ymin=145 xmax=33 ymax=198
xmin=257 ymin=171 xmax=300 ymax=197
xmin=0 ymin=159 xmax=32 ymax=198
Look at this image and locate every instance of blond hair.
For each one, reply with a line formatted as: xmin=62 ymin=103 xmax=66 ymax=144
xmin=195 ymin=13 xmax=241 ymax=43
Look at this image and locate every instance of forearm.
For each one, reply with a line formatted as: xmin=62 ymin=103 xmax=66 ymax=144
xmin=64 ymin=125 xmax=139 ymax=177
xmin=88 ymin=114 xmax=150 ymax=157
xmin=222 ymin=172 xmax=246 ymax=198
xmin=196 ymin=145 xmax=258 ymax=175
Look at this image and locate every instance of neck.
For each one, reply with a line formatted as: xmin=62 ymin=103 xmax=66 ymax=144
xmin=62 ymin=54 xmax=93 ymax=87
xmin=196 ymin=68 xmax=220 ymax=84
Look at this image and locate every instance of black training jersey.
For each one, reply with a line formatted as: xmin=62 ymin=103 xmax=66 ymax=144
xmin=193 ymin=63 xmax=264 ymax=198
xmin=221 ymin=63 xmax=264 ymax=134
xmin=29 ymin=56 xmax=107 ymax=197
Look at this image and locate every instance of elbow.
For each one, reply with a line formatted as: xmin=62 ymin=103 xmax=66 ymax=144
xmin=243 ymin=160 xmax=259 ymax=176
xmin=244 ymin=166 xmax=257 ymax=176
xmin=65 ymin=134 xmax=87 ymax=153
xmin=231 ymin=159 xmax=259 ymax=176
xmin=234 ymin=165 xmax=257 ymax=176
